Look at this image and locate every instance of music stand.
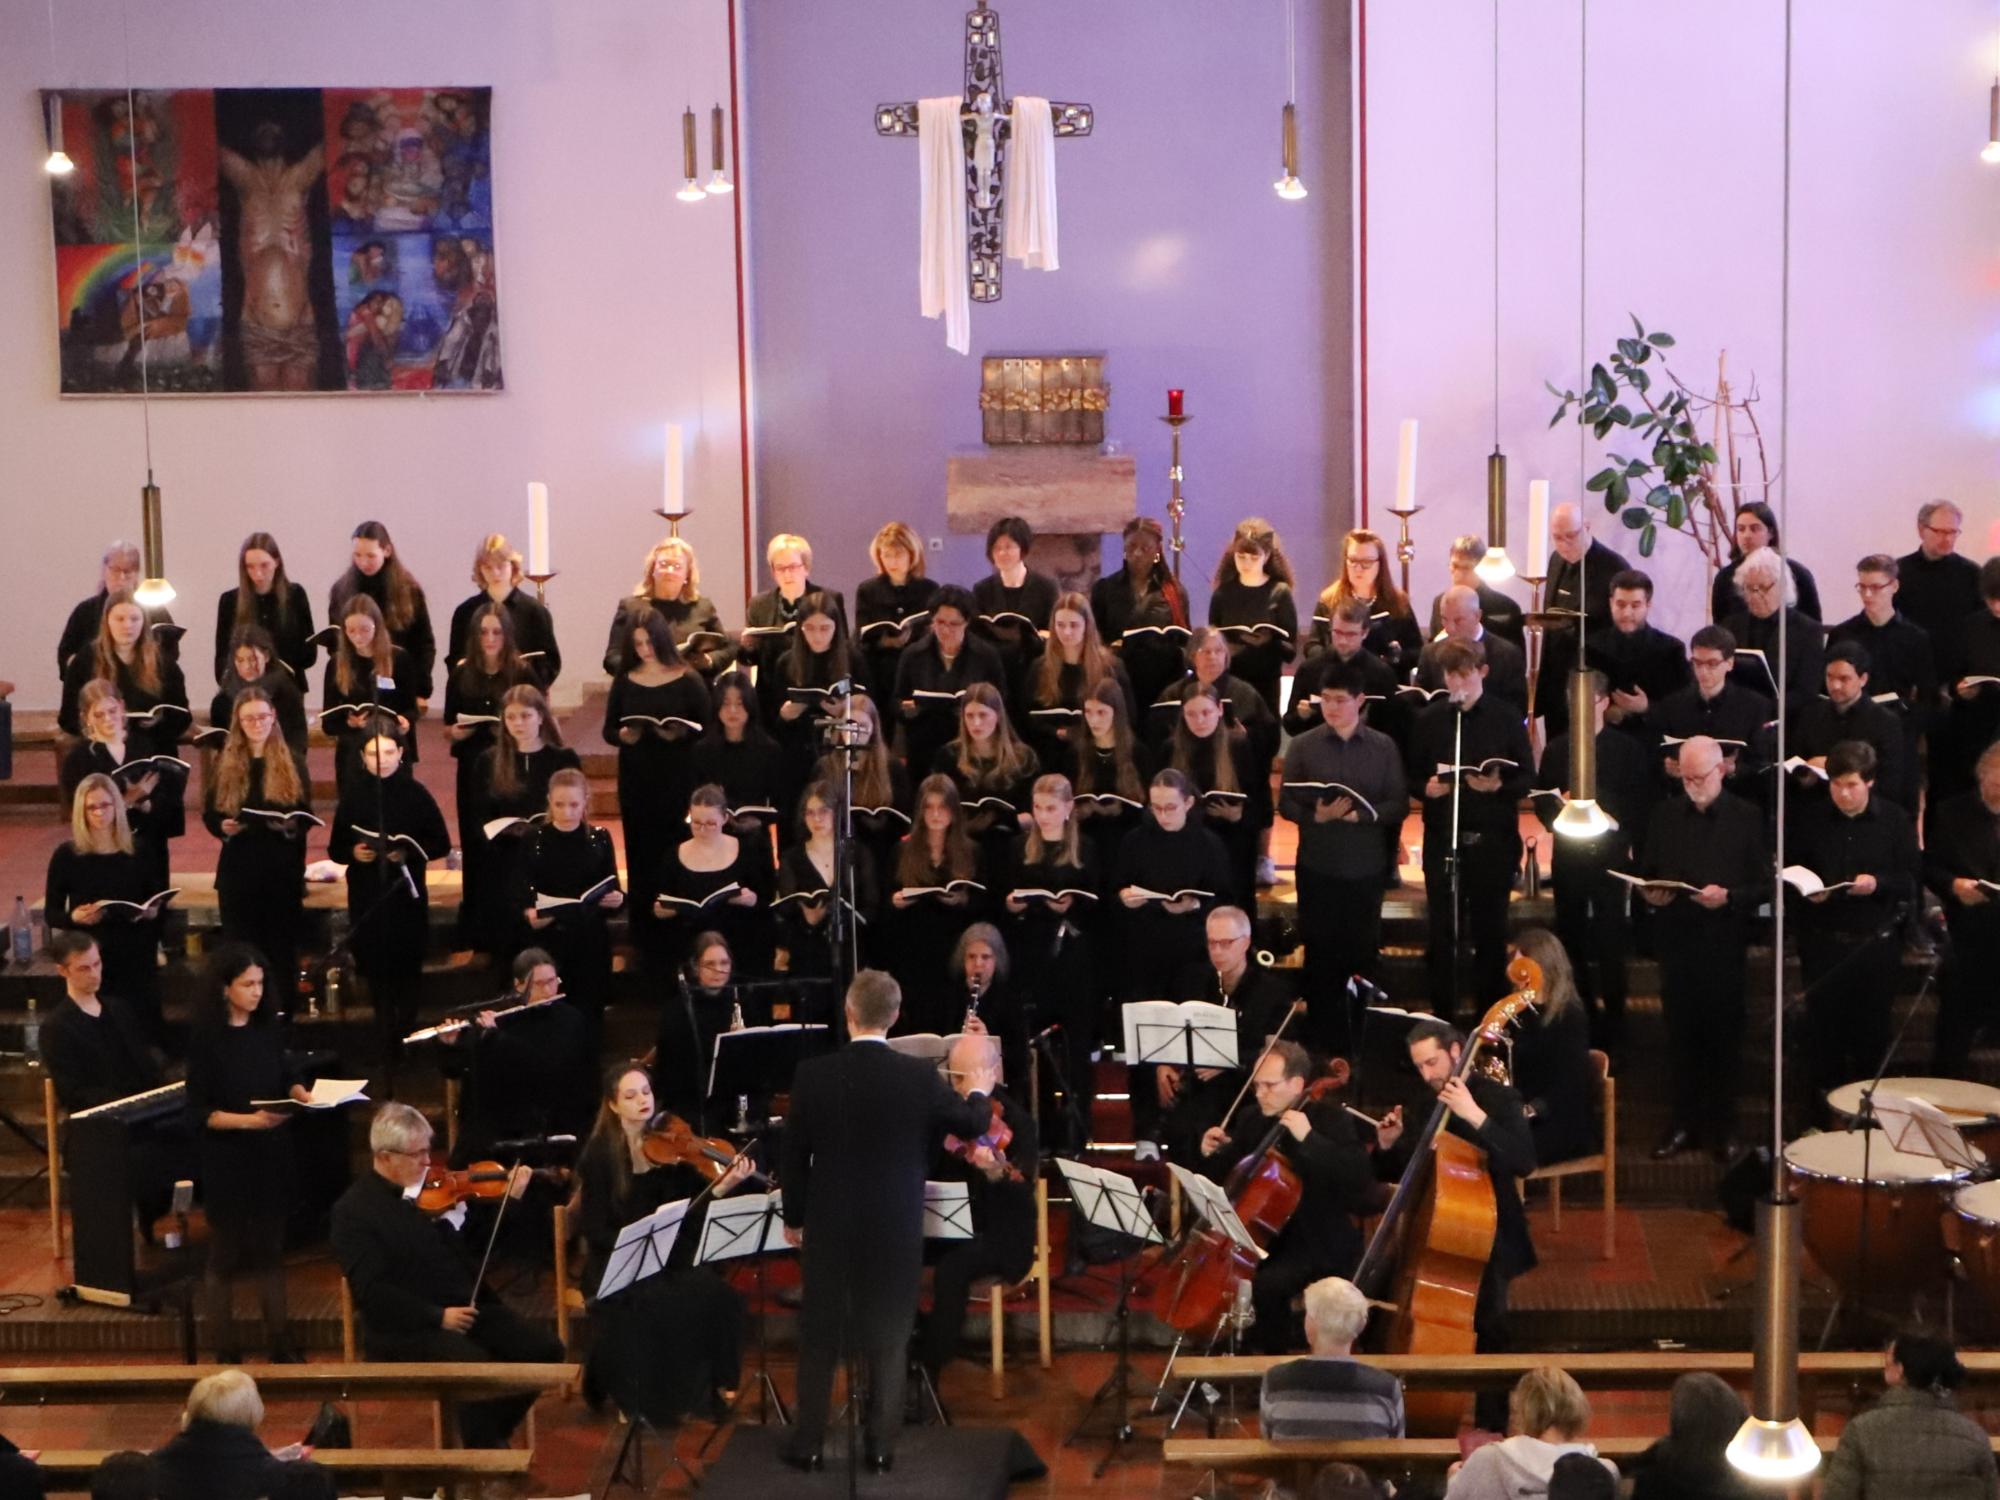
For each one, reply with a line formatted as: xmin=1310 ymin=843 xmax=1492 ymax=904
xmin=888 ymin=1032 xmax=1007 ymax=1087
xmin=693 ymin=1190 xmax=793 ymax=1433
xmin=706 ymin=1023 xmax=833 ymax=1105
xmin=1161 ymin=1164 xmax=1264 ymax=1435
xmin=1873 ymin=1093 xmax=1984 ymax=1175
xmin=1120 ymin=1002 xmax=1240 ymax=1071
xmin=922 ymin=1181 xmax=974 ymax=1241
xmin=1057 ymin=1158 xmax=1162 ymax=1477
xmin=595 ymin=1198 xmax=690 ymax=1303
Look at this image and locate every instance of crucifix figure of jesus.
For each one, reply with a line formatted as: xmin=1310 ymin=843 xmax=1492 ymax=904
xmin=875 ymin=0 xmax=1094 ymax=303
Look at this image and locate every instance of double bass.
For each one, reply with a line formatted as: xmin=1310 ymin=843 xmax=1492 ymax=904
xmin=1351 ymin=956 xmax=1541 ymax=1432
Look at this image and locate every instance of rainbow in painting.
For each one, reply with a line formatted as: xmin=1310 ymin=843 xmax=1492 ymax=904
xmin=56 ymin=235 xmax=223 ymax=394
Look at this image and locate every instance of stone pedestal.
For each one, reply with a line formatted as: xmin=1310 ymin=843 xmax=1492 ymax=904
xmin=945 ymin=446 xmax=1138 ymax=595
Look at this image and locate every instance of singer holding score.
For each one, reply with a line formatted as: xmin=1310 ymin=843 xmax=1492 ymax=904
xmin=329 ymin=1102 xmax=562 ymax=1449
xmin=1788 ymin=741 xmax=1919 ymax=1114
xmin=1406 ymin=641 xmax=1533 ymax=1016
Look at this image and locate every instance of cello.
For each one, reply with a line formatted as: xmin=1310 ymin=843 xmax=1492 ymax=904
xmin=1351 ymin=955 xmax=1542 ymax=1433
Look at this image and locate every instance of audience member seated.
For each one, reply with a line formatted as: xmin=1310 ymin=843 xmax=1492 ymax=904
xmin=1548 ymin=1452 xmax=1618 ymax=1500
xmin=0 ymin=1435 xmax=41 ymax=1500
xmin=1443 ymin=1367 xmax=1618 ymax=1498
xmin=150 ymin=1370 xmax=313 ymax=1500
xmin=88 ymin=1451 xmax=153 ymax=1500
xmin=1628 ymin=1371 xmax=1756 ymax=1500
xmin=329 ymin=1102 xmax=564 ymax=1449
xmin=1258 ymin=1277 xmax=1405 ymax=1441
xmin=1822 ymin=1330 xmax=1999 ymax=1500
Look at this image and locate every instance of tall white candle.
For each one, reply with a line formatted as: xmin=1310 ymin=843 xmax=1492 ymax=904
xmin=1392 ymin=419 xmax=1419 ymax=513
xmin=526 ymin=482 xmax=551 ymax=576
xmin=1526 ymin=480 xmax=1551 ymax=570
xmin=662 ymin=424 xmax=687 ymax=517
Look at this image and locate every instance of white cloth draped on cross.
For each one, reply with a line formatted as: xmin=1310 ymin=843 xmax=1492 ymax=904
xmin=917 ymin=95 xmax=1061 ymax=354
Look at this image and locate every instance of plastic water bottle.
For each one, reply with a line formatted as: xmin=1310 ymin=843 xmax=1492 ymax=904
xmin=9 ymin=897 xmax=30 ymax=966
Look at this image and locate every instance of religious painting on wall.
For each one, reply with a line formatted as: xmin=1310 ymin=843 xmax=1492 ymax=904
xmin=45 ymin=85 xmax=502 ymax=396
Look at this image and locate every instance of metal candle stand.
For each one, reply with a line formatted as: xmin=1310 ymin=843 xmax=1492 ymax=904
xmin=522 ymin=571 xmax=557 ymax=604
xmin=653 ymin=507 xmax=693 ymax=540
xmin=1160 ymin=407 xmax=1191 ymax=582
xmin=1385 ymin=502 xmax=1423 ymax=601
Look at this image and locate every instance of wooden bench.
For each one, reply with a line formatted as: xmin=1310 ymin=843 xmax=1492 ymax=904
xmin=31 ymin=1446 xmax=529 ymax=1499
xmin=0 ymin=1361 xmax=579 ymax=1408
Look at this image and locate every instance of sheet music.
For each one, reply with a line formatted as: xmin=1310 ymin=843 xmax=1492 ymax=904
xmin=694 ymin=1190 xmax=793 ymax=1263
xmin=705 ymin=1023 xmax=831 ymax=1099
xmin=595 ymin=1198 xmax=690 ymax=1301
xmin=1873 ymin=1092 xmax=1986 ymax=1174
xmin=1119 ymin=1001 xmax=1240 ymax=1069
xmin=923 ymin=1180 xmax=974 ymax=1240
xmin=1054 ymin=1158 xmax=1162 ymax=1245
xmin=1167 ymin=1162 xmax=1264 ymax=1257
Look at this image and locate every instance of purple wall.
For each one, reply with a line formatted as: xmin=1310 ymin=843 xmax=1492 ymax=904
xmin=744 ymin=0 xmax=1352 ymax=615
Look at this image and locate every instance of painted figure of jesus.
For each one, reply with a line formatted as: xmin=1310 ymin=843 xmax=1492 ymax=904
xmin=219 ymin=122 xmax=325 ymax=391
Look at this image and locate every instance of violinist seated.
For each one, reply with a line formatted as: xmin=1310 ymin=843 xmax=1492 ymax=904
xmin=1258 ymin=1276 xmax=1405 ymax=1440
xmin=1141 ymin=905 xmax=1294 ymax=1164
xmin=433 ymin=948 xmax=595 ymax=1164
xmin=1373 ymin=1017 xmax=1536 ymax=1432
xmin=919 ymin=1034 xmax=1040 ymax=1391
xmin=1197 ymin=1041 xmax=1374 ymax=1354
xmin=576 ymin=1063 xmax=752 ymax=1429
xmin=329 ymin=1102 xmax=564 ymax=1450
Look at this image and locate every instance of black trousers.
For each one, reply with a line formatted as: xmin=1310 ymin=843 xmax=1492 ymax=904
xmin=1934 ymin=920 xmax=2000 ymax=1074
xmin=1247 ymin=1239 xmax=1336 ymax=1354
xmin=367 ymin=1302 xmax=564 ymax=1448
xmin=1801 ymin=930 xmax=1900 ymax=1114
xmin=920 ymin=1232 xmax=1033 ymax=1375
xmin=1472 ymin=1264 xmax=1514 ymax=1432
xmin=1552 ymin=861 xmax=1630 ymax=1043
xmin=1658 ymin=922 xmax=1748 ymax=1140
xmin=1295 ymin=866 xmax=1386 ymax=1054
xmin=1422 ymin=836 xmax=1516 ymax=1017
xmin=790 ymin=1322 xmax=909 ymax=1459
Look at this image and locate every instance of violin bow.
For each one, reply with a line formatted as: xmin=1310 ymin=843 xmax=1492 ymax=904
xmin=466 ymin=1154 xmax=524 ymax=1307
xmin=1213 ymin=999 xmax=1307 ymax=1138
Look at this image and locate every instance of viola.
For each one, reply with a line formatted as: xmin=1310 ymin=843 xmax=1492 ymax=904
xmin=641 ymin=1112 xmax=762 ymax=1186
xmin=944 ymin=1097 xmax=1022 ymax=1182
xmin=416 ymin=1159 xmax=512 ymax=1214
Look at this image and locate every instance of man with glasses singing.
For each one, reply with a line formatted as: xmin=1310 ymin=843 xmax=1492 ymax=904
xmin=1198 ymin=1040 xmax=1373 ymax=1352
xmin=1651 ymin=625 xmax=1773 ymax=797
xmin=1895 ymin=499 xmax=1979 ymax=677
xmin=1636 ymin=736 xmax=1770 ymax=1162
xmin=1831 ymin=554 xmax=1936 ymax=795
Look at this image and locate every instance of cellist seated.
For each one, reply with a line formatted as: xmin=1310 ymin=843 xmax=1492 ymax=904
xmin=1197 ymin=1041 xmax=1374 ymax=1353
xmin=918 ymin=1034 xmax=1040 ymax=1392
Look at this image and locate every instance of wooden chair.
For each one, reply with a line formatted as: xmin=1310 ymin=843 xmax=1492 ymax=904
xmin=553 ymin=1201 xmax=583 ymax=1348
xmin=42 ymin=1078 xmax=62 ymax=1259
xmin=1524 ymin=1048 xmax=1616 ymax=1259
xmin=972 ymin=1177 xmax=1053 ymax=1399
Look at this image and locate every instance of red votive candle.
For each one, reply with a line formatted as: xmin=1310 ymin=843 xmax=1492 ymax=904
xmin=1167 ymin=388 xmax=1184 ymax=418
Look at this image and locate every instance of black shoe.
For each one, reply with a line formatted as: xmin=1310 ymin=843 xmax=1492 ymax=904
xmin=779 ymin=1447 xmax=823 ymax=1474
xmin=1651 ymin=1127 xmax=1694 ymax=1160
xmin=866 ymin=1448 xmax=895 ymax=1473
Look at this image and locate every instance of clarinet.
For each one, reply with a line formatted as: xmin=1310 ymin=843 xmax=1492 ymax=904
xmin=964 ymin=977 xmax=984 ymax=1030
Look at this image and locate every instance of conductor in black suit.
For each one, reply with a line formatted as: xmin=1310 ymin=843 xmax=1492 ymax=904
xmin=779 ymin=969 xmax=999 ymax=1473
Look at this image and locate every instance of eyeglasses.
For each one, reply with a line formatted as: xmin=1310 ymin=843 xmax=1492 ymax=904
xmin=382 ymin=1145 xmax=430 ymax=1159
xmin=1855 ymin=581 xmax=1892 ymax=595
xmin=1922 ymin=523 xmax=1962 ymax=538
xmin=1740 ymin=581 xmax=1779 ymax=598
xmin=1251 ymin=1079 xmax=1292 ymax=1092
xmin=1690 ymin=655 xmax=1727 ymax=670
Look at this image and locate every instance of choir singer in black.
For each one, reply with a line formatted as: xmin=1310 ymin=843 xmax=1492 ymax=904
xmin=779 ymin=970 xmax=999 ymax=1474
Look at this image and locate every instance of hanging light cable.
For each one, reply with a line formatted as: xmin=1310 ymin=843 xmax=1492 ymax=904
xmin=1725 ymin=4 xmax=1818 ymax=1476
xmin=43 ymin=0 xmax=71 ymax=175
xmin=114 ymin=10 xmax=171 ymax=607
xmin=1476 ymin=0 xmax=1514 ymax=584
xmin=1985 ymin=0 xmax=2000 ymax=163
xmin=706 ymin=103 xmax=734 ymax=194
xmin=1553 ymin=0 xmax=1608 ymax=840
xmin=1274 ymin=0 xmax=1308 ymax=199
xmin=677 ymin=104 xmax=707 ymax=202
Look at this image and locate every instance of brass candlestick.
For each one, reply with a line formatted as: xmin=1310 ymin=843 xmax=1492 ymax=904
xmin=1159 ymin=409 xmax=1192 ymax=582
xmin=523 ymin=571 xmax=558 ymax=603
xmin=653 ymin=508 xmax=694 ymax=540
xmin=1385 ymin=503 xmax=1424 ymax=601
xmin=1518 ymin=574 xmax=1547 ymax=751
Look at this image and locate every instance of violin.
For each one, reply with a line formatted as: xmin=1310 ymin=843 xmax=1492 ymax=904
xmin=944 ymin=1098 xmax=1022 ymax=1183
xmin=416 ymin=1159 xmax=513 ymax=1214
xmin=641 ymin=1112 xmax=764 ymax=1186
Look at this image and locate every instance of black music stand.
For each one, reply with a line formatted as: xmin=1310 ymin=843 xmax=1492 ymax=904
xmin=1057 ymin=1157 xmax=1163 ymax=1477
xmin=692 ymin=1188 xmax=794 ymax=1448
xmin=598 ymin=1199 xmax=699 ymax=1494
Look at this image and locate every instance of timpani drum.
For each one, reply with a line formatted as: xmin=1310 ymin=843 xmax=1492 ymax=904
xmin=1944 ymin=1179 xmax=2000 ymax=1309
xmin=1825 ymin=1078 xmax=2000 ymax=1162
xmin=1784 ymin=1130 xmax=1976 ymax=1296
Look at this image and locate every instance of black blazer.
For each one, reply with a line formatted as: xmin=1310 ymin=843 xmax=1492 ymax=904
xmin=152 ymin=1419 xmax=292 ymax=1500
xmin=780 ymin=1040 xmax=991 ymax=1341
xmin=329 ymin=1169 xmax=487 ymax=1352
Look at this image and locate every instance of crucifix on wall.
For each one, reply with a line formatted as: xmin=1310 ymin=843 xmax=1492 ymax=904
xmin=875 ymin=0 xmax=1094 ymax=304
